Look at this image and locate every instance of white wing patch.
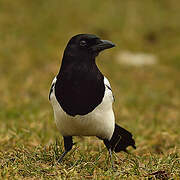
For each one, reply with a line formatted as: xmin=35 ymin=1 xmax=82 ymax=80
xmin=49 ymin=77 xmax=57 ymax=100
xmin=104 ymin=77 xmax=111 ymax=88
xmin=104 ymin=77 xmax=115 ymax=102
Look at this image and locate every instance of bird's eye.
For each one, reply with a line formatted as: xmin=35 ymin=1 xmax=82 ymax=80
xmin=80 ymin=40 xmax=87 ymax=47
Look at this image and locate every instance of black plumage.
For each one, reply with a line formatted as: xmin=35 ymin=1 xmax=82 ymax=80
xmin=49 ymin=34 xmax=136 ymax=164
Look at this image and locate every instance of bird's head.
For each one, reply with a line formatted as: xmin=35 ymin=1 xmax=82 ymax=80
xmin=63 ymin=34 xmax=115 ymax=60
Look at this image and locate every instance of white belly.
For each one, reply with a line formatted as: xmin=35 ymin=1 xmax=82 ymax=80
xmin=50 ymin=78 xmax=115 ymax=140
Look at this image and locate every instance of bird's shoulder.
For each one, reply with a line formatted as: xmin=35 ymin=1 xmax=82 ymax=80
xmin=104 ymin=76 xmax=115 ymax=102
xmin=104 ymin=77 xmax=112 ymax=90
xmin=49 ymin=77 xmax=57 ymax=100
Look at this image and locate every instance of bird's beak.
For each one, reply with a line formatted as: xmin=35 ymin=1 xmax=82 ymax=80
xmin=91 ymin=40 xmax=115 ymax=52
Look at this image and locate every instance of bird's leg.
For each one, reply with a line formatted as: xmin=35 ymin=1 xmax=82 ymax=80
xmin=58 ymin=136 xmax=73 ymax=163
xmin=108 ymin=148 xmax=114 ymax=170
xmin=102 ymin=139 xmax=115 ymax=169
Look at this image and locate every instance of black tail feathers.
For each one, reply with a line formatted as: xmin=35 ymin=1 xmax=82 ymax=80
xmin=103 ymin=124 xmax=136 ymax=153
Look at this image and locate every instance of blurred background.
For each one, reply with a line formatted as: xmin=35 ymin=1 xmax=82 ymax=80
xmin=0 ymin=0 xmax=180 ymax=159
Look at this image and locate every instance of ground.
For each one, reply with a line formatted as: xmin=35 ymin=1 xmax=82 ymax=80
xmin=0 ymin=0 xmax=180 ymax=179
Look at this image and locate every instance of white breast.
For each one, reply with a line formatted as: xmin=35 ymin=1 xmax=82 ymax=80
xmin=50 ymin=77 xmax=115 ymax=140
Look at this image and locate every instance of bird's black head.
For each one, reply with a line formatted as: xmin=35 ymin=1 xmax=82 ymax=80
xmin=56 ymin=34 xmax=115 ymax=116
xmin=63 ymin=34 xmax=115 ymax=60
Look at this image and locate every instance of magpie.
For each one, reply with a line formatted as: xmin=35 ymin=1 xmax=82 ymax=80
xmin=49 ymin=34 xmax=136 ymax=163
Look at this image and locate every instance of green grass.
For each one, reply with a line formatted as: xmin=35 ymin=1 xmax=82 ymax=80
xmin=0 ymin=0 xmax=180 ymax=179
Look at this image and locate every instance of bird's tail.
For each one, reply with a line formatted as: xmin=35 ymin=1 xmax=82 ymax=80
xmin=104 ymin=124 xmax=136 ymax=152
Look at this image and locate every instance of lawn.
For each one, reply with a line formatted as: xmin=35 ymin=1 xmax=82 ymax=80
xmin=0 ymin=0 xmax=180 ymax=179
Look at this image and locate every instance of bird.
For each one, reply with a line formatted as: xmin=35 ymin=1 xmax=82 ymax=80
xmin=49 ymin=34 xmax=136 ymax=164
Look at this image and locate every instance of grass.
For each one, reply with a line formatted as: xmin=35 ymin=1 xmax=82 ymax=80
xmin=0 ymin=0 xmax=180 ymax=179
